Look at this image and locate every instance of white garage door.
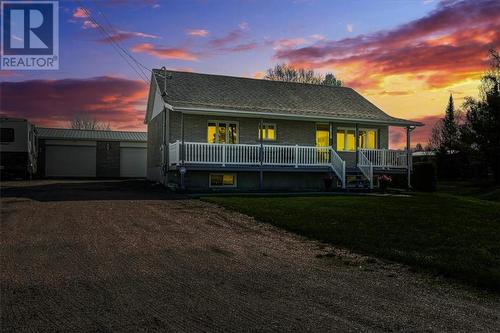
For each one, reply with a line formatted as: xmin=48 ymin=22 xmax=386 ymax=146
xmin=46 ymin=145 xmax=96 ymax=177
xmin=120 ymin=147 xmax=146 ymax=178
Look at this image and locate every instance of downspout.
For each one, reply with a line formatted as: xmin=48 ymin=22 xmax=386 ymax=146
xmin=406 ymin=126 xmax=415 ymax=189
xmin=355 ymin=124 xmax=359 ymax=166
xmin=180 ymin=111 xmax=185 ymax=190
xmin=259 ymin=118 xmax=264 ymax=190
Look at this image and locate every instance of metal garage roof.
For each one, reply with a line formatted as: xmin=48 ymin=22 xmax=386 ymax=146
xmin=37 ymin=127 xmax=147 ymax=142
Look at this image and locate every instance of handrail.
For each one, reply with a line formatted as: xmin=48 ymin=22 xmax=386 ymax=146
xmin=330 ymin=148 xmax=346 ymax=189
xmin=357 ymin=149 xmax=374 ymax=189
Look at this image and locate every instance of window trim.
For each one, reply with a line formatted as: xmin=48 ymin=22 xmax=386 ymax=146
xmin=207 ymin=120 xmax=239 ymax=144
xmin=258 ymin=123 xmax=277 ymax=141
xmin=209 ymin=173 xmax=237 ymax=188
xmin=336 ymin=127 xmax=378 ymax=151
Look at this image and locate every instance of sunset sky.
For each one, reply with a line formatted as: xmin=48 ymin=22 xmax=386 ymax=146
xmin=1 ymin=0 xmax=499 ymax=148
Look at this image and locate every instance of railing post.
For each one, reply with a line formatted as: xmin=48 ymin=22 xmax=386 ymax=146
xmin=294 ymin=145 xmax=298 ymax=168
xmin=176 ymin=140 xmax=180 ymax=166
xmin=222 ymin=144 xmax=226 ymax=166
xmin=370 ymin=164 xmax=374 ymax=189
xmin=342 ymin=160 xmax=346 ymax=189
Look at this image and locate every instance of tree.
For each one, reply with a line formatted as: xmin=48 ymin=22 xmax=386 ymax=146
xmin=264 ymin=63 xmax=342 ymax=86
xmin=430 ymin=94 xmax=459 ymax=153
xmin=69 ymin=114 xmax=110 ymax=130
xmin=461 ymin=49 xmax=500 ymax=183
xmin=415 ymin=143 xmax=424 ymax=151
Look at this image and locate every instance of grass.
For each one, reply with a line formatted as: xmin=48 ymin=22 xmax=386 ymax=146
xmin=204 ymin=191 xmax=500 ymax=292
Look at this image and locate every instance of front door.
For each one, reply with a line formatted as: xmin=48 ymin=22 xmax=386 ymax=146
xmin=315 ymin=123 xmax=330 ymax=163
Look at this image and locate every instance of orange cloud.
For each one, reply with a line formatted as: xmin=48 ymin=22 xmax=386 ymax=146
xmin=73 ymin=7 xmax=88 ymax=18
xmin=131 ymin=43 xmax=197 ymax=61
xmin=274 ymin=0 xmax=500 ymax=90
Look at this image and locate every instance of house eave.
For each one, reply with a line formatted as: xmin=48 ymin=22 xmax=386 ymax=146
xmin=173 ymin=106 xmax=423 ymax=127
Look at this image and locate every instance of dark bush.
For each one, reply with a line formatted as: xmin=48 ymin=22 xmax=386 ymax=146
xmin=412 ymin=162 xmax=437 ymax=192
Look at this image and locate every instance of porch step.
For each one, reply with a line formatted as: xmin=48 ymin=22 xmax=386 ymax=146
xmin=345 ymin=172 xmax=371 ymax=189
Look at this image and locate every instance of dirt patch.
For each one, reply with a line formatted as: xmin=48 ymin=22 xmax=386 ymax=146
xmin=1 ymin=180 xmax=499 ymax=331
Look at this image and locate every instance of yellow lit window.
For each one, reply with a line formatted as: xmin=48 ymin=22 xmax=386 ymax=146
xmin=346 ymin=130 xmax=355 ymax=151
xmin=207 ymin=123 xmax=216 ymax=143
xmin=337 ymin=128 xmax=377 ymax=150
xmin=210 ymin=174 xmax=236 ymax=187
xmin=336 ymin=132 xmax=345 ymax=151
xmin=207 ymin=121 xmax=238 ymax=144
xmin=258 ymin=123 xmax=277 ymax=141
xmin=367 ymin=130 xmax=376 ymax=149
xmin=315 ymin=123 xmax=330 ymax=147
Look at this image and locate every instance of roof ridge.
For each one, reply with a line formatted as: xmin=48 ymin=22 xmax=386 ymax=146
xmin=38 ymin=127 xmax=146 ymax=134
xmin=153 ymin=69 xmax=349 ymax=90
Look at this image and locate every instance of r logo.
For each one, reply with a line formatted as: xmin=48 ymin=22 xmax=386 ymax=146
xmin=1 ymin=1 xmax=59 ymax=70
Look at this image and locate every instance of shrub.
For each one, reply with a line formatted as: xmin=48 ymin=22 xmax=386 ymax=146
xmin=412 ymin=162 xmax=437 ymax=192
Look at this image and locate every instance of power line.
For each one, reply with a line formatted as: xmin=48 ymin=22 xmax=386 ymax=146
xmin=90 ymin=0 xmax=152 ymax=79
xmin=74 ymin=0 xmax=150 ymax=84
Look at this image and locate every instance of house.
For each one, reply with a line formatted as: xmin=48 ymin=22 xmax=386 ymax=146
xmin=37 ymin=128 xmax=147 ymax=178
xmin=144 ymin=69 xmax=423 ymax=191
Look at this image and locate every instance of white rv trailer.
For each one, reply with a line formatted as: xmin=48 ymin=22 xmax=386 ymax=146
xmin=0 ymin=117 xmax=37 ymax=179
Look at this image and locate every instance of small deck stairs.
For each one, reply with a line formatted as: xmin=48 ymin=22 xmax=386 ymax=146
xmin=345 ymin=167 xmax=372 ymax=190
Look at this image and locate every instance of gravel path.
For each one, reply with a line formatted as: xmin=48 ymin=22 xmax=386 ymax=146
xmin=1 ymin=180 xmax=499 ymax=332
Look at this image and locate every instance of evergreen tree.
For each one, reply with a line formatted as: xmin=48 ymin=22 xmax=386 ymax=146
xmin=443 ymin=94 xmax=458 ymax=151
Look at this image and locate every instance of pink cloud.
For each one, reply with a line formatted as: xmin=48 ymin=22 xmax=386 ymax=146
xmin=97 ymin=30 xmax=160 ymax=43
xmin=0 ymin=77 xmax=148 ymax=130
xmin=131 ymin=43 xmax=197 ymax=60
xmin=187 ymin=29 xmax=209 ymax=37
xmin=273 ymin=38 xmax=307 ymax=50
xmin=390 ymin=114 xmax=441 ymax=148
xmin=346 ymin=24 xmax=353 ymax=33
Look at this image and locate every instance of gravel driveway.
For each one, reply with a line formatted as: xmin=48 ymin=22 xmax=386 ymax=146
xmin=1 ymin=180 xmax=499 ymax=332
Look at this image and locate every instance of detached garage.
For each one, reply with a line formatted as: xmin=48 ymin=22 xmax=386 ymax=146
xmin=37 ymin=128 xmax=147 ymax=178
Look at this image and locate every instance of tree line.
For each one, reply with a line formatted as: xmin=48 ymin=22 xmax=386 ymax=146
xmin=427 ymin=49 xmax=500 ymax=184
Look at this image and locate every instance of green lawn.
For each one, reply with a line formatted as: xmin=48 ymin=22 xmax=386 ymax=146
xmin=204 ymin=192 xmax=500 ymax=292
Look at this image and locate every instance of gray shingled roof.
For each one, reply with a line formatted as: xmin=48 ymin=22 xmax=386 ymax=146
xmin=37 ymin=128 xmax=147 ymax=142
xmin=153 ymin=70 xmax=422 ymax=126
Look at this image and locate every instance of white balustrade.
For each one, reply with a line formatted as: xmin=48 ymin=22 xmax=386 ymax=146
xmin=357 ymin=149 xmax=374 ymax=189
xmin=358 ymin=148 xmax=408 ymax=168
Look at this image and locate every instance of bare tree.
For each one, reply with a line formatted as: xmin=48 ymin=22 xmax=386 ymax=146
xmin=264 ymin=64 xmax=342 ymax=86
xmin=69 ymin=114 xmax=110 ymax=130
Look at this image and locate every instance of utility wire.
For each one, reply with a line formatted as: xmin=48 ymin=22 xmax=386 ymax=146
xmin=90 ymin=0 xmax=152 ymax=79
xmin=74 ymin=1 xmax=150 ymax=84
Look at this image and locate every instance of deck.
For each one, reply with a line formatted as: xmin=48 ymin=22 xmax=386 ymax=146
xmin=168 ymin=141 xmax=411 ymax=189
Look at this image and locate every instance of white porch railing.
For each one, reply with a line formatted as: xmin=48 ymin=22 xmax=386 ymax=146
xmin=168 ymin=141 xmax=346 ymax=187
xmin=358 ymin=148 xmax=409 ymax=169
xmin=331 ymin=149 xmax=346 ymax=189
xmin=357 ymin=149 xmax=374 ymax=189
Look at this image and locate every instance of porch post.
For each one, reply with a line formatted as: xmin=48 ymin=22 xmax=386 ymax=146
xmin=180 ymin=112 xmax=185 ymax=190
xmin=259 ymin=118 xmax=264 ymax=190
xmin=355 ymin=124 xmax=359 ymax=165
xmin=406 ymin=126 xmax=411 ymax=189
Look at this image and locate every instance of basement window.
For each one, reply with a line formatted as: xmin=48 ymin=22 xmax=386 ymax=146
xmin=209 ymin=173 xmax=236 ymax=188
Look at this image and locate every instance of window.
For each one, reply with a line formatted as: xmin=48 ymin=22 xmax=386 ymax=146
xmin=336 ymin=128 xmax=377 ymax=151
xmin=315 ymin=123 xmax=330 ymax=147
xmin=258 ymin=123 xmax=276 ymax=141
xmin=209 ymin=173 xmax=236 ymax=187
xmin=207 ymin=121 xmax=238 ymax=144
xmin=0 ymin=128 xmax=15 ymax=143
